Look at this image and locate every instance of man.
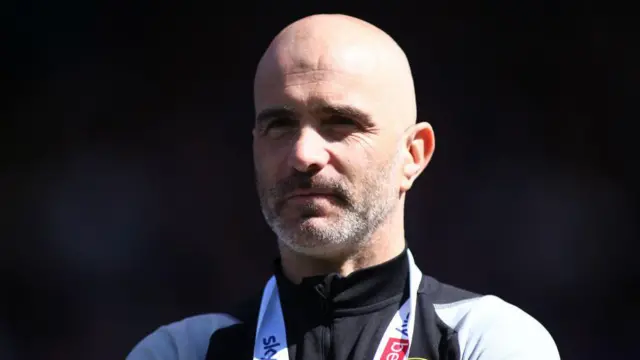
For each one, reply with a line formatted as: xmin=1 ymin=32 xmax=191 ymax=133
xmin=127 ymin=14 xmax=560 ymax=360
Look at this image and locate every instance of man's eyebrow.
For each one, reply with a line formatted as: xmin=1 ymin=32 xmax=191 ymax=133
xmin=254 ymin=103 xmax=374 ymax=127
xmin=255 ymin=106 xmax=296 ymax=127
xmin=314 ymin=104 xmax=372 ymax=124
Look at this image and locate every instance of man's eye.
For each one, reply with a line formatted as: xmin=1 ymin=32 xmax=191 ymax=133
xmin=264 ymin=118 xmax=296 ymax=134
xmin=269 ymin=118 xmax=294 ymax=127
xmin=325 ymin=115 xmax=358 ymax=127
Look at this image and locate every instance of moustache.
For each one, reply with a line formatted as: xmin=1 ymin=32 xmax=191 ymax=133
xmin=271 ymin=172 xmax=351 ymax=209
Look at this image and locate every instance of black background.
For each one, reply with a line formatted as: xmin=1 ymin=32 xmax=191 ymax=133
xmin=5 ymin=2 xmax=638 ymax=359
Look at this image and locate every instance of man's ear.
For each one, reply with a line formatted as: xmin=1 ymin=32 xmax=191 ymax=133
xmin=400 ymin=122 xmax=435 ymax=192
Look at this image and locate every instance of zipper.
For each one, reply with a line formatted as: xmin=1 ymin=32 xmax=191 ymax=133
xmin=323 ymin=324 xmax=331 ymax=360
xmin=321 ymin=300 xmax=332 ymax=360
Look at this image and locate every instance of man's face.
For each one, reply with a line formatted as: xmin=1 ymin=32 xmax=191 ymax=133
xmin=253 ymin=62 xmax=404 ymax=256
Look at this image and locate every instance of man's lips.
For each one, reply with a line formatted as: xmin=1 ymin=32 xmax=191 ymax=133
xmin=285 ymin=189 xmax=336 ymax=200
xmin=275 ymin=188 xmax=348 ymax=211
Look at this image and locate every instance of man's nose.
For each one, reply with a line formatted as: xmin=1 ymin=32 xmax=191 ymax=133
xmin=288 ymin=127 xmax=329 ymax=173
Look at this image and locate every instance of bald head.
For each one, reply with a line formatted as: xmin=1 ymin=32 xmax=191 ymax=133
xmin=254 ymin=14 xmax=417 ymax=130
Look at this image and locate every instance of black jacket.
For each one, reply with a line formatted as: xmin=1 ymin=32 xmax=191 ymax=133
xmin=127 ymin=249 xmax=559 ymax=359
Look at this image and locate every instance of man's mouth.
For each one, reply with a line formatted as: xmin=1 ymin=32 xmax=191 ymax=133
xmin=285 ymin=190 xmax=336 ymax=200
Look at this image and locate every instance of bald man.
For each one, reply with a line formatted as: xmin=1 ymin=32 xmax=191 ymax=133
xmin=127 ymin=14 xmax=559 ymax=360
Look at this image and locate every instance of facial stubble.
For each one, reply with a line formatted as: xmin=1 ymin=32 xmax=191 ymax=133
xmin=256 ymin=150 xmax=402 ymax=257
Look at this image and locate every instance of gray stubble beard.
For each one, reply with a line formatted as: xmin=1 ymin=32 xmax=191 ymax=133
xmin=257 ymin=150 xmax=402 ymax=258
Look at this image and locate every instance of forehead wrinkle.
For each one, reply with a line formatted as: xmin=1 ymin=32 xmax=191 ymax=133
xmin=283 ymin=71 xmax=362 ymax=89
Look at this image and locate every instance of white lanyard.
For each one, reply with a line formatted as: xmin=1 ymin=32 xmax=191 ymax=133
xmin=252 ymin=250 xmax=423 ymax=360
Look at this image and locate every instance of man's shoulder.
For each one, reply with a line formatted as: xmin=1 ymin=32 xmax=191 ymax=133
xmin=426 ymin=281 xmax=560 ymax=360
xmin=126 ymin=294 xmax=262 ymax=360
xmin=419 ymin=274 xmax=481 ymax=304
xmin=125 ymin=313 xmax=239 ymax=360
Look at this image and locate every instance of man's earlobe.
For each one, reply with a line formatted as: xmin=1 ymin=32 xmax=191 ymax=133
xmin=403 ymin=163 xmax=421 ymax=178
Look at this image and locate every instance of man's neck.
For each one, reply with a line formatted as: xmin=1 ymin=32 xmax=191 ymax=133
xmin=278 ymin=215 xmax=406 ymax=284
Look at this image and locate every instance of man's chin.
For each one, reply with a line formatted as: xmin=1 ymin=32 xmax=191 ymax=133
xmin=278 ymin=235 xmax=347 ymax=258
xmin=275 ymin=219 xmax=342 ymax=244
xmin=276 ymin=217 xmax=327 ymax=235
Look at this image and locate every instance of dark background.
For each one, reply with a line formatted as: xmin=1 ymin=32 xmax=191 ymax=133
xmin=4 ymin=2 xmax=638 ymax=359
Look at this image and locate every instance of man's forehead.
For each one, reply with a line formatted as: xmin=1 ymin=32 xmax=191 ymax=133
xmin=258 ymin=69 xmax=366 ymax=96
xmin=278 ymin=43 xmax=378 ymax=77
xmin=255 ymin=41 xmax=382 ymax=94
xmin=272 ymin=68 xmax=365 ymax=88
